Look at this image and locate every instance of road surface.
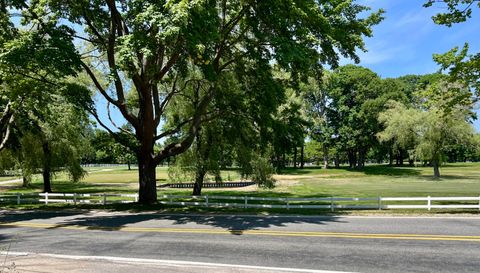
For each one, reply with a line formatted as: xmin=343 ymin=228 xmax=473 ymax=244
xmin=1 ymin=210 xmax=479 ymax=273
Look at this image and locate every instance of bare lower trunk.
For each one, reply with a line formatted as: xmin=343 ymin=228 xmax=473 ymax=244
xmin=322 ymin=144 xmax=329 ymax=169
xmin=348 ymin=150 xmax=357 ymax=169
xmin=138 ymin=154 xmax=157 ymax=204
xmin=293 ymin=147 xmax=298 ymax=168
xmin=42 ymin=168 xmax=52 ymax=193
xmin=399 ymin=150 xmax=404 ymax=166
xmin=334 ymin=153 xmax=340 ymax=168
xmin=432 ymin=159 xmax=440 ymax=178
xmin=42 ymin=141 xmax=52 ymax=193
xmin=300 ymin=144 xmax=305 ymax=169
xmin=193 ymin=169 xmax=206 ymax=196
xmin=357 ymin=149 xmax=365 ymax=169
xmin=389 ymin=148 xmax=394 ymax=166
xmin=22 ymin=176 xmax=30 ymax=187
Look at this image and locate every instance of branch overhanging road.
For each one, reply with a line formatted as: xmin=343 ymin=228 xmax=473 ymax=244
xmin=1 ymin=210 xmax=480 ymax=273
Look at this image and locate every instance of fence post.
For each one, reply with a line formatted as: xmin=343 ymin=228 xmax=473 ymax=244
xmin=17 ymin=193 xmax=21 ymax=205
xmin=45 ymin=192 xmax=48 ymax=205
xmin=135 ymin=194 xmax=138 ymax=203
xmin=378 ymin=196 xmax=382 ymax=210
xmin=331 ymin=197 xmax=334 ymax=212
xmin=478 ymin=196 xmax=480 ymax=211
xmin=244 ymin=196 xmax=248 ymax=209
xmin=73 ymin=193 xmax=77 ymax=206
xmin=427 ymin=195 xmax=431 ymax=211
xmin=103 ymin=193 xmax=107 ymax=205
xmin=205 ymin=195 xmax=209 ymax=208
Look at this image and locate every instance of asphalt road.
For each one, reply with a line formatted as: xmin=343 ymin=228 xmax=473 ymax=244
xmin=1 ymin=210 xmax=480 ymax=273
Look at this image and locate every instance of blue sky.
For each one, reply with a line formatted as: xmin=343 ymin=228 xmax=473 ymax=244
xmin=353 ymin=0 xmax=479 ymax=77
xmin=349 ymin=0 xmax=480 ymax=130
xmin=97 ymin=0 xmax=480 ymax=131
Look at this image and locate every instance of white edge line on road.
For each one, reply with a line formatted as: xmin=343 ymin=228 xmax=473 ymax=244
xmin=0 ymin=251 xmax=356 ymax=273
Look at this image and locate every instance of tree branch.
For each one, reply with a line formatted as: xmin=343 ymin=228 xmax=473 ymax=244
xmin=154 ymin=86 xmax=216 ymax=163
xmin=106 ymin=101 xmax=135 ymax=136
xmin=0 ymin=114 xmax=14 ymax=152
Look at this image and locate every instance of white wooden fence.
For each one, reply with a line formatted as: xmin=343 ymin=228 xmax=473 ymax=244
xmin=1 ymin=193 xmax=480 ymax=211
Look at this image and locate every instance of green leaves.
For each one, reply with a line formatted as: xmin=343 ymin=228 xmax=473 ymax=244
xmin=0 ymin=27 xmax=81 ymax=78
xmin=424 ymin=0 xmax=479 ymax=27
xmin=433 ymin=44 xmax=480 ymax=99
xmin=425 ymin=0 xmax=480 ymax=99
xmin=378 ymin=76 xmax=476 ymax=177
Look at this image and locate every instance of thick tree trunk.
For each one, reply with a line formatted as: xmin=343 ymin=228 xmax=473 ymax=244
xmin=137 ymin=87 xmax=158 ymax=204
xmin=193 ymin=169 xmax=206 ymax=196
xmin=432 ymin=159 xmax=440 ymax=178
xmin=322 ymin=143 xmax=329 ymax=169
xmin=42 ymin=141 xmax=52 ymax=193
xmin=300 ymin=143 xmax=305 ymax=169
xmin=138 ymin=152 xmax=157 ymax=204
xmin=22 ymin=176 xmax=30 ymax=187
xmin=357 ymin=149 xmax=365 ymax=169
xmin=348 ymin=150 xmax=357 ymax=169
xmin=334 ymin=153 xmax=340 ymax=168
xmin=127 ymin=161 xmax=131 ymax=170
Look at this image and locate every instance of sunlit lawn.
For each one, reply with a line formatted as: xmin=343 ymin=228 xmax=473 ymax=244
xmin=2 ymin=163 xmax=480 ymax=198
xmin=0 ymin=176 xmax=19 ymax=182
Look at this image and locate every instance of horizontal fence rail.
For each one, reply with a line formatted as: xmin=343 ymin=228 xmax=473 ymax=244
xmin=160 ymin=182 xmax=256 ymax=189
xmin=1 ymin=193 xmax=480 ymax=211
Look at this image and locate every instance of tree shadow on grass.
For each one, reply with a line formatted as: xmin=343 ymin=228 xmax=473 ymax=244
xmin=345 ymin=165 xmax=422 ymax=176
xmin=5 ymin=181 xmax=135 ymax=194
xmin=278 ymin=165 xmax=423 ymax=176
xmin=420 ymin=175 xmax=479 ymax=181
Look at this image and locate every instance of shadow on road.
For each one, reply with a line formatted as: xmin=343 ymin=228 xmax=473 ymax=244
xmin=0 ymin=210 xmax=88 ymax=223
xmin=36 ymin=213 xmax=344 ymax=234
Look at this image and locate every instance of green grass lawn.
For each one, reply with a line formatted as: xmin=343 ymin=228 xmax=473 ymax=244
xmin=2 ymin=163 xmax=480 ymax=198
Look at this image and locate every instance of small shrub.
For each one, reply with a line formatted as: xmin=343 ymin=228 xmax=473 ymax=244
xmin=251 ymin=156 xmax=276 ymax=189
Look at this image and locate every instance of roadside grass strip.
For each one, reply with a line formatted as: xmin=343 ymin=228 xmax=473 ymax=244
xmin=2 ymin=221 xmax=480 ymax=242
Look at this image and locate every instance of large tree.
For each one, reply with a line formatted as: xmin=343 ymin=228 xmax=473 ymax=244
xmin=379 ymin=78 xmax=475 ymax=178
xmin=379 ymin=101 xmax=475 ymax=178
xmin=7 ymin=0 xmax=383 ymax=203
xmin=325 ymin=65 xmax=383 ymax=169
xmin=301 ymin=72 xmax=334 ymax=168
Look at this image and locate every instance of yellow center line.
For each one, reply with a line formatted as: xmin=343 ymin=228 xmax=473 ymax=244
xmin=1 ymin=221 xmax=480 ymax=242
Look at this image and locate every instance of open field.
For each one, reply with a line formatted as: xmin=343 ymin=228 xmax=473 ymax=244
xmin=1 ymin=163 xmax=480 ymax=198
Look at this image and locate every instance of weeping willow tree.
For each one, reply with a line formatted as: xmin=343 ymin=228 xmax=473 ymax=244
xmin=378 ymin=80 xmax=476 ymax=178
xmin=5 ymin=96 xmax=91 ymax=192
